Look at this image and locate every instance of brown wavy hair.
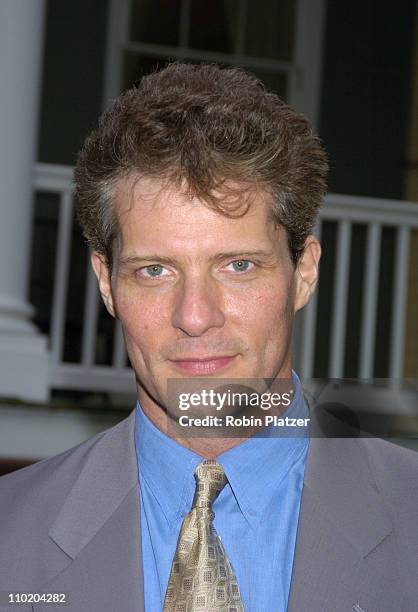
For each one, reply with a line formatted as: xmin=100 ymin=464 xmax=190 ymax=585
xmin=74 ymin=62 xmax=328 ymax=269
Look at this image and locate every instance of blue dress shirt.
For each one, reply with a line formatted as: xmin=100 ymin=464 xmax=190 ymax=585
xmin=134 ymin=371 xmax=309 ymax=611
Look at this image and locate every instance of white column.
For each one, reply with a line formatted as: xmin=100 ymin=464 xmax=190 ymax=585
xmin=0 ymin=0 xmax=49 ymax=402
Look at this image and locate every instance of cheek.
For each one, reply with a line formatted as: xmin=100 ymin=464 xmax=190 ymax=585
xmin=231 ymin=281 xmax=293 ymax=326
xmin=115 ymin=289 xmax=170 ymax=343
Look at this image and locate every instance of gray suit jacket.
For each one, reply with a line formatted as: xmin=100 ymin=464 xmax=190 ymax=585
xmin=0 ymin=408 xmax=417 ymax=611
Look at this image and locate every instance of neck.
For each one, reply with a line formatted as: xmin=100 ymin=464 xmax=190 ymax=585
xmin=137 ymin=370 xmax=295 ymax=458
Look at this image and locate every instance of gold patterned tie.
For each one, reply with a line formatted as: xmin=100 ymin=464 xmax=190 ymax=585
xmin=163 ymin=459 xmax=245 ymax=611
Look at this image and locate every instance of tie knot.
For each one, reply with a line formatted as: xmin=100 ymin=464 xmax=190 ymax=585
xmin=193 ymin=459 xmax=227 ymax=508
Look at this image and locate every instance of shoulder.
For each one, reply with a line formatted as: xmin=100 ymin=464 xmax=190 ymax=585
xmin=360 ymin=438 xmax=418 ymax=571
xmin=312 ymin=404 xmax=418 ymax=491
xmin=332 ymin=434 xmax=418 ymax=497
xmin=359 ymin=436 xmax=418 ymax=500
xmin=0 ymin=410 xmax=137 ymax=590
xmin=0 ymin=410 xmax=134 ymax=526
xmin=342 ymin=436 xmax=418 ymax=557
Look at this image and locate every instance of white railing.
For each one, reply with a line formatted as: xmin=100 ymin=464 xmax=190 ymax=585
xmin=299 ymin=194 xmax=418 ymax=379
xmin=33 ymin=163 xmax=418 ymax=394
xmin=33 ymin=163 xmax=135 ymax=393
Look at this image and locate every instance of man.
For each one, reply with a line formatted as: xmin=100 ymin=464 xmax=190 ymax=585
xmin=0 ymin=63 xmax=417 ymax=612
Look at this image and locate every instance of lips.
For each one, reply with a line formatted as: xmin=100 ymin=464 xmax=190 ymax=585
xmin=170 ymin=355 xmax=237 ymax=375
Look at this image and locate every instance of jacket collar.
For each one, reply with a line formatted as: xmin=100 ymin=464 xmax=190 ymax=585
xmin=48 ymin=410 xmax=138 ymax=559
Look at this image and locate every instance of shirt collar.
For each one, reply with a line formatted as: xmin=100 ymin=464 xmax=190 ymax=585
xmin=217 ymin=371 xmax=309 ymax=526
xmin=134 ymin=370 xmax=309 ymax=529
xmin=135 ymin=403 xmax=202 ymax=529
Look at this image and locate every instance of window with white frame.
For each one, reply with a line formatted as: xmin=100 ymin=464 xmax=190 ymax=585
xmin=104 ymin=0 xmax=325 ymax=127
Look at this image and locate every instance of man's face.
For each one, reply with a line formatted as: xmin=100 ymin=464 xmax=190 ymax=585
xmin=92 ymin=177 xmax=320 ymax=417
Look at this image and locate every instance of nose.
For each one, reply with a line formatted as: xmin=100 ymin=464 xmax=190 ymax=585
xmin=171 ymin=276 xmax=225 ymax=337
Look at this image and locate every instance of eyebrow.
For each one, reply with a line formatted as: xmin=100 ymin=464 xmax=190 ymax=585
xmin=209 ymin=250 xmax=278 ymax=264
xmin=118 ymin=250 xmax=277 ymax=266
xmin=119 ymin=254 xmax=177 ymax=267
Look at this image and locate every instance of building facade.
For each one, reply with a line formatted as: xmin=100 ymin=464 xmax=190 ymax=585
xmin=1 ymin=0 xmax=417 ymax=463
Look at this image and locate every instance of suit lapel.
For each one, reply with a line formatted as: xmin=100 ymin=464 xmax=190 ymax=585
xmin=33 ymin=410 xmax=144 ymax=612
xmin=288 ymin=410 xmax=401 ymax=611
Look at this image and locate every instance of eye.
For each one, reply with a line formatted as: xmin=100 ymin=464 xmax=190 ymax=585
xmin=137 ymin=264 xmax=169 ymax=278
xmin=226 ymin=259 xmax=254 ymax=273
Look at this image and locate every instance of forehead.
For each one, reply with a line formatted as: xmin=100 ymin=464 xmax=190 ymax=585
xmin=113 ymin=176 xmax=285 ymax=256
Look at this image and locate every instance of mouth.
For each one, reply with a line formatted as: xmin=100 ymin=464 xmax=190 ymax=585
xmin=169 ymin=355 xmax=238 ymax=375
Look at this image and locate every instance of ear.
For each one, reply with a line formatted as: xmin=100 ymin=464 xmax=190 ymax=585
xmin=294 ymin=235 xmax=321 ymax=312
xmin=90 ymin=251 xmax=116 ymax=318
